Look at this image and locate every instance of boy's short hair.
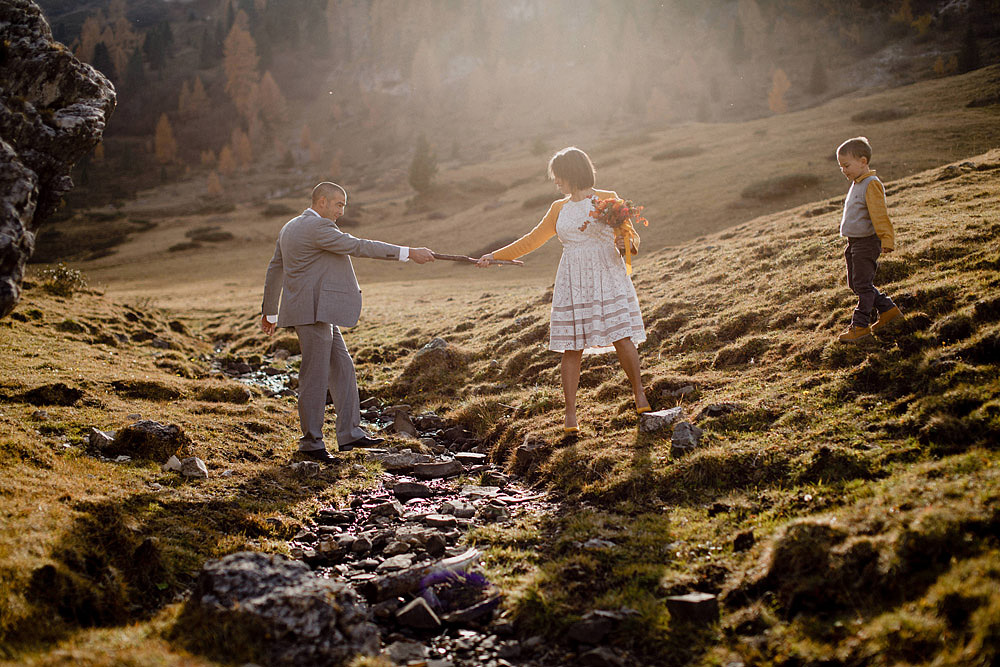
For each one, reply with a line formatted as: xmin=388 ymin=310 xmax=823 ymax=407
xmin=548 ymin=147 xmax=596 ymax=190
xmin=837 ymin=137 xmax=873 ymax=162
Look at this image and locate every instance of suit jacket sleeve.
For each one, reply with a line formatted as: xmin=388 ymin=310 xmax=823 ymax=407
xmin=261 ymin=237 xmax=283 ymax=315
xmin=315 ymin=223 xmax=402 ymax=260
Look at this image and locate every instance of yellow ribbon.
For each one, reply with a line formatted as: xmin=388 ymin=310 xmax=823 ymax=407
xmin=620 ymin=226 xmax=634 ymax=276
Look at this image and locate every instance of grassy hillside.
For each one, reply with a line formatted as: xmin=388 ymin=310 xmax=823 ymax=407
xmin=2 ymin=133 xmax=999 ymax=665
xmin=51 ymin=64 xmax=1000 ymax=315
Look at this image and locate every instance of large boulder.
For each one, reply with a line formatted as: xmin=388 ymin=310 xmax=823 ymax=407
xmin=0 ymin=0 xmax=116 ymax=318
xmin=178 ymin=552 xmax=379 ymax=666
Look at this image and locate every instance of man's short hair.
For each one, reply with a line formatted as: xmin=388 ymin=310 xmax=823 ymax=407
xmin=837 ymin=137 xmax=873 ymax=162
xmin=548 ymin=147 xmax=596 ymax=191
xmin=312 ymin=182 xmax=347 ymax=204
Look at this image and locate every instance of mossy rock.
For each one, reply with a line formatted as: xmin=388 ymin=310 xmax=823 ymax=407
xmin=194 ymin=382 xmax=253 ymax=404
xmin=267 ymin=335 xmax=301 ymax=356
xmin=110 ymin=379 xmax=183 ymax=401
xmin=390 ymin=339 xmax=471 ymax=398
xmin=104 ymin=420 xmax=192 ymax=461
xmin=20 ymin=382 xmax=83 ymax=406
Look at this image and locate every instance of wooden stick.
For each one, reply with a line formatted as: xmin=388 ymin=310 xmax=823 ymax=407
xmin=431 ymin=252 xmax=521 ymax=266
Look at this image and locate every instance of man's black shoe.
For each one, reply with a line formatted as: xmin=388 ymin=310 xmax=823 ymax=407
xmin=297 ymin=448 xmax=337 ymax=463
xmin=346 ymin=435 xmax=384 ymax=449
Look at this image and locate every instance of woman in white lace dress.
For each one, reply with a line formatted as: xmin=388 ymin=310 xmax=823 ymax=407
xmin=477 ymin=147 xmax=649 ymax=433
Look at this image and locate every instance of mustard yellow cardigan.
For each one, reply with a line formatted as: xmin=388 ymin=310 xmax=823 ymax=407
xmin=492 ymin=189 xmax=641 ymax=261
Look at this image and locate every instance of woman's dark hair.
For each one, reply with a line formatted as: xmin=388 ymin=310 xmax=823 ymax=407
xmin=548 ymin=147 xmax=596 ymax=190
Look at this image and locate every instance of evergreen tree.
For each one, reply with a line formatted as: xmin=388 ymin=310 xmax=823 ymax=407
xmin=124 ymin=47 xmax=145 ymax=91
xmin=807 ymin=54 xmax=828 ymax=95
xmin=408 ymin=134 xmax=437 ymax=194
xmin=91 ymin=41 xmax=115 ymax=79
xmin=144 ymin=26 xmax=167 ymax=70
xmin=199 ymin=27 xmax=219 ymax=68
xmin=957 ymin=23 xmax=981 ymax=73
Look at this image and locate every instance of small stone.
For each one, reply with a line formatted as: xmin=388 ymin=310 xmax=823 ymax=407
xmin=88 ymin=427 xmax=115 ymax=449
xmin=114 ymin=454 xmax=131 ymax=462
xmin=318 ymin=509 xmax=357 ymax=525
xmin=461 ymin=485 xmax=501 ymax=498
xmin=440 ymin=500 xmax=476 ymax=519
xmin=639 ymin=407 xmax=685 ymax=433
xmin=359 ymin=395 xmax=379 ymax=409
xmin=31 ymin=409 xmax=49 ymax=420
xmin=181 ymin=456 xmax=208 ymax=478
xmin=394 ymin=481 xmax=433 ymax=502
xmin=696 ymin=402 xmax=744 ymax=420
xmin=568 ymin=610 xmax=623 ymax=644
xmin=368 ymin=500 xmax=404 ymax=519
xmin=161 ymin=455 xmax=183 ymax=472
xmin=442 ymin=425 xmax=467 ymax=441
xmin=425 ymin=514 xmax=458 ymax=528
xmin=413 ymin=460 xmax=464 ymax=480
xmin=425 ymin=533 xmax=447 ymax=557
xmin=665 ymin=592 xmax=718 ymax=625
xmin=377 ymin=554 xmax=414 ymax=572
xmin=351 ymin=536 xmax=373 ymax=553
xmin=455 ymin=451 xmax=487 ymax=465
xmin=394 ymin=411 xmax=419 ymax=437
xmin=383 ymin=540 xmax=410 ymax=556
xmin=289 ymin=461 xmax=321 ymax=476
xmin=582 ymin=538 xmax=615 ymax=549
xmin=671 ymin=421 xmax=703 ymax=456
xmin=514 ymin=434 xmax=548 ymax=471
xmin=385 ymin=639 xmax=429 ymax=663
xmin=476 ymin=502 xmax=511 ymax=523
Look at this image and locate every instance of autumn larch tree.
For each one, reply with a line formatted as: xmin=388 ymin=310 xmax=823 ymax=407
xmin=154 ymin=113 xmax=177 ymax=164
xmin=223 ymin=13 xmax=261 ymax=122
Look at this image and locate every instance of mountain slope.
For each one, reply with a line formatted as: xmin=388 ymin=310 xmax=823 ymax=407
xmin=1 ymin=147 xmax=999 ymax=664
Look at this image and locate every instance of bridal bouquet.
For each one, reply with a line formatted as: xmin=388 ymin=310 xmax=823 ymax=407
xmin=581 ymin=196 xmax=648 ymax=274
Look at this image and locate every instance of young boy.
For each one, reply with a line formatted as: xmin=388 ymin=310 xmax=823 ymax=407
xmin=835 ymin=136 xmax=902 ymax=342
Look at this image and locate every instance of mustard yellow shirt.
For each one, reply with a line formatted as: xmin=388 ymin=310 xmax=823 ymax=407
xmin=492 ymin=189 xmax=641 ymax=260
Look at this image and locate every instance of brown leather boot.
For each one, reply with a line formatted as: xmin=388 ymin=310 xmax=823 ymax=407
xmin=871 ymin=306 xmax=902 ymax=333
xmin=838 ymin=325 xmax=871 ymax=342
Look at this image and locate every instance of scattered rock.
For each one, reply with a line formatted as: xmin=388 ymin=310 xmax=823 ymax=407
xmin=367 ymin=449 xmax=434 ymax=472
xmin=181 ymin=456 xmax=208 ymax=479
xmin=568 ymin=609 xmax=623 ymax=644
xmin=88 ymin=427 xmax=114 ymax=449
xmin=583 ymin=538 xmax=616 ymax=550
xmin=671 ymin=421 xmax=704 ymax=456
xmin=290 ymin=461 xmax=321 ymax=476
xmin=476 ymin=502 xmax=511 ymax=523
xmin=425 ymin=514 xmax=458 ymax=528
xmin=180 ymin=552 xmax=379 ymax=665
xmin=440 ymin=500 xmax=476 ymax=519
xmin=394 ymin=481 xmax=434 ymax=502
xmin=105 ymin=420 xmax=192 ymax=462
xmin=393 ymin=411 xmax=419 ymax=437
xmin=30 ymin=409 xmax=48 ymax=420
xmin=514 ymin=434 xmax=548 ymax=472
xmin=665 ymin=592 xmax=719 ymax=625
xmin=413 ymin=460 xmax=464 ymax=480
xmin=385 ymin=639 xmax=428 ymax=664
xmin=639 ymin=407 xmax=685 ymax=432
xmin=161 ymin=455 xmax=183 ymax=472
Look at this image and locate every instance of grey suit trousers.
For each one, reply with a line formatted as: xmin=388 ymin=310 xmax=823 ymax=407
xmin=294 ymin=322 xmax=368 ymax=451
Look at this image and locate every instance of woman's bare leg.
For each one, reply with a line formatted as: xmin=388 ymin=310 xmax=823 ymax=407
xmin=561 ymin=350 xmax=583 ymax=428
xmin=613 ymin=338 xmax=649 ymax=411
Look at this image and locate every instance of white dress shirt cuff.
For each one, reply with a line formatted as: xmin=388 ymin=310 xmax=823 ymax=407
xmin=399 ymin=247 xmax=409 ymax=262
xmin=265 ymin=315 xmax=277 ymax=323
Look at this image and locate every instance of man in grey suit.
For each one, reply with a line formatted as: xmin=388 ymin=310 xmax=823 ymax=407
xmin=260 ymin=182 xmax=435 ymax=462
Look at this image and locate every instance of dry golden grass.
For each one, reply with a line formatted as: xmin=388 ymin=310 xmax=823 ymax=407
xmin=3 ymin=68 xmax=1000 ymax=664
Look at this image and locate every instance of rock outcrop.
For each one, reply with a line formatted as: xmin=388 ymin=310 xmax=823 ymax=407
xmin=0 ymin=0 xmax=115 ymax=318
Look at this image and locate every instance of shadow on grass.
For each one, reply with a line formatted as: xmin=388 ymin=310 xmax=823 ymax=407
xmin=5 ymin=460 xmax=356 ymax=654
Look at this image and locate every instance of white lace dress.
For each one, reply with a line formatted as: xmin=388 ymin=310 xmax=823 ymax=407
xmin=549 ymin=197 xmax=646 ymax=353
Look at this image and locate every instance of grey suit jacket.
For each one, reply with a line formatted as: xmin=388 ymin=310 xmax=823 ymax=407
xmin=261 ymin=209 xmax=401 ymax=328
